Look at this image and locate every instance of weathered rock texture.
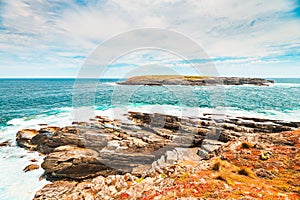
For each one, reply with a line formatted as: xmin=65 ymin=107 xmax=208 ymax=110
xmin=33 ymin=129 xmax=300 ymax=199
xmin=15 ymin=112 xmax=300 ymax=199
xmin=119 ymin=75 xmax=274 ymax=86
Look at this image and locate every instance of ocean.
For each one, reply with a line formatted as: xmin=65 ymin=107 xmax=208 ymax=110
xmin=0 ymin=78 xmax=300 ymax=199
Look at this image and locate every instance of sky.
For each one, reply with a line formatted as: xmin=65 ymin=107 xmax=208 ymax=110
xmin=0 ymin=0 xmax=299 ymax=78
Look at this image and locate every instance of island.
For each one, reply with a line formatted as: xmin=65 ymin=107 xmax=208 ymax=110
xmin=118 ymin=75 xmax=274 ymax=86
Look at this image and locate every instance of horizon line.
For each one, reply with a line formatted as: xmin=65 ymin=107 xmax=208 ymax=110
xmin=0 ymin=76 xmax=300 ymax=79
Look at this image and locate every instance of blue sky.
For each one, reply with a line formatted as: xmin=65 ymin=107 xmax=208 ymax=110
xmin=0 ymin=0 xmax=299 ymax=78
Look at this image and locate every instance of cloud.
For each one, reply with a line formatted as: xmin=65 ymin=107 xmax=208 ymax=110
xmin=0 ymin=0 xmax=299 ymax=77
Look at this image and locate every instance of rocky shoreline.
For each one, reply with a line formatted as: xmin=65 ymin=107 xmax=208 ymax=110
xmin=16 ymin=112 xmax=300 ymax=199
xmin=118 ymin=75 xmax=274 ymax=86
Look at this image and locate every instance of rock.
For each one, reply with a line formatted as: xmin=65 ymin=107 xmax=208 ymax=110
xmin=14 ymin=110 xmax=300 ymax=199
xmin=23 ymin=164 xmax=39 ymax=172
xmin=255 ymin=168 xmax=275 ymax=179
xmin=31 ymin=126 xmax=109 ymax=154
xmin=149 ymin=148 xmax=201 ymax=174
xmin=34 ymin=181 xmax=78 ymax=200
xmin=38 ymin=124 xmax=48 ymax=126
xmin=197 ymin=139 xmax=224 ymax=160
xmin=0 ymin=140 xmax=10 ymax=147
xmin=30 ymin=158 xmax=38 ymax=162
xmin=41 ymin=145 xmax=118 ymax=180
xmin=16 ymin=129 xmax=39 ymax=149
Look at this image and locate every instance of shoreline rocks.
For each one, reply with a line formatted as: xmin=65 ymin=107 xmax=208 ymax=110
xmin=16 ymin=129 xmax=39 ymax=149
xmin=23 ymin=164 xmax=40 ymax=172
xmin=15 ymin=112 xmax=300 ymax=199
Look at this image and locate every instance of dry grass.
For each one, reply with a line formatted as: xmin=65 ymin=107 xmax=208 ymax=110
xmin=135 ymin=130 xmax=300 ymax=200
xmin=241 ymin=141 xmax=255 ymax=149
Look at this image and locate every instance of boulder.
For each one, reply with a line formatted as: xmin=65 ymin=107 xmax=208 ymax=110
xmin=197 ymin=139 xmax=224 ymax=159
xmin=23 ymin=164 xmax=40 ymax=172
xmin=16 ymin=129 xmax=39 ymax=149
xmin=255 ymin=168 xmax=275 ymax=179
xmin=0 ymin=140 xmax=10 ymax=147
xmin=41 ymin=145 xmax=117 ymax=180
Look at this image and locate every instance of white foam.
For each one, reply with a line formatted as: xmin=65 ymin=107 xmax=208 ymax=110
xmin=273 ymin=83 xmax=300 ymax=87
xmin=0 ymin=110 xmax=73 ymax=200
xmin=96 ymin=104 xmax=300 ymax=122
xmin=101 ymin=82 xmax=118 ymax=86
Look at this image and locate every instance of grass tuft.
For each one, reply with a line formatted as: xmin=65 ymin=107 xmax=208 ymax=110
xmin=237 ymin=167 xmax=255 ymax=178
xmin=241 ymin=142 xmax=255 ymax=149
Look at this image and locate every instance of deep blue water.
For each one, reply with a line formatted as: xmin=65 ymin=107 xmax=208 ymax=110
xmin=0 ymin=78 xmax=300 ymax=128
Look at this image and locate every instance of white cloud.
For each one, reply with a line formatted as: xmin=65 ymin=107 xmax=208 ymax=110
xmin=0 ymin=0 xmax=299 ymax=77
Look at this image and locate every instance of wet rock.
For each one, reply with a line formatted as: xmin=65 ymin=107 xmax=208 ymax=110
xmin=16 ymin=129 xmax=39 ymax=149
xmin=38 ymin=124 xmax=48 ymax=126
xmin=23 ymin=164 xmax=40 ymax=172
xmin=0 ymin=140 xmax=10 ymax=147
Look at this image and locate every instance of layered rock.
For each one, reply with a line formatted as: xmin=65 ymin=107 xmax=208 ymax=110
xmin=16 ymin=129 xmax=39 ymax=149
xmin=119 ymin=75 xmax=274 ymax=86
xmin=41 ymin=145 xmax=117 ymax=180
xmin=33 ymin=128 xmax=300 ymax=199
xmin=16 ymin=112 xmax=299 ymax=180
xmin=16 ymin=112 xmax=300 ymax=199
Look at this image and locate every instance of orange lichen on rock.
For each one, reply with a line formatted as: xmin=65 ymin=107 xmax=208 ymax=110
xmin=136 ymin=130 xmax=300 ymax=199
xmin=32 ymin=129 xmax=300 ymax=200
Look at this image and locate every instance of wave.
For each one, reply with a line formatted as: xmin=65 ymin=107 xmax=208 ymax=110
xmin=96 ymin=104 xmax=300 ymax=122
xmin=0 ymin=109 xmax=73 ymax=200
xmin=100 ymin=82 xmax=118 ymax=86
xmin=273 ymin=83 xmax=300 ymax=87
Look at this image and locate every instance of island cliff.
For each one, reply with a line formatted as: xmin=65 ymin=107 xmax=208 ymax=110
xmin=118 ymin=75 xmax=274 ymax=86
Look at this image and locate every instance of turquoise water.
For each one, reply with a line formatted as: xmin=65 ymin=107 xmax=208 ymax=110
xmin=0 ymin=78 xmax=300 ymax=199
xmin=0 ymin=78 xmax=300 ymax=128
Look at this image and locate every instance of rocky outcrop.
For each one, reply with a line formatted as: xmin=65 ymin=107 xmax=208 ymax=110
xmin=15 ymin=112 xmax=300 ymax=199
xmin=16 ymin=129 xmax=39 ymax=149
xmin=33 ymin=127 xmax=300 ymax=200
xmin=119 ymin=75 xmax=274 ymax=86
xmin=41 ymin=145 xmax=118 ymax=180
xmin=16 ymin=112 xmax=299 ymax=181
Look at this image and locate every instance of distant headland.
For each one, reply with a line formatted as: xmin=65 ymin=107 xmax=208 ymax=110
xmin=118 ymin=75 xmax=274 ymax=86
